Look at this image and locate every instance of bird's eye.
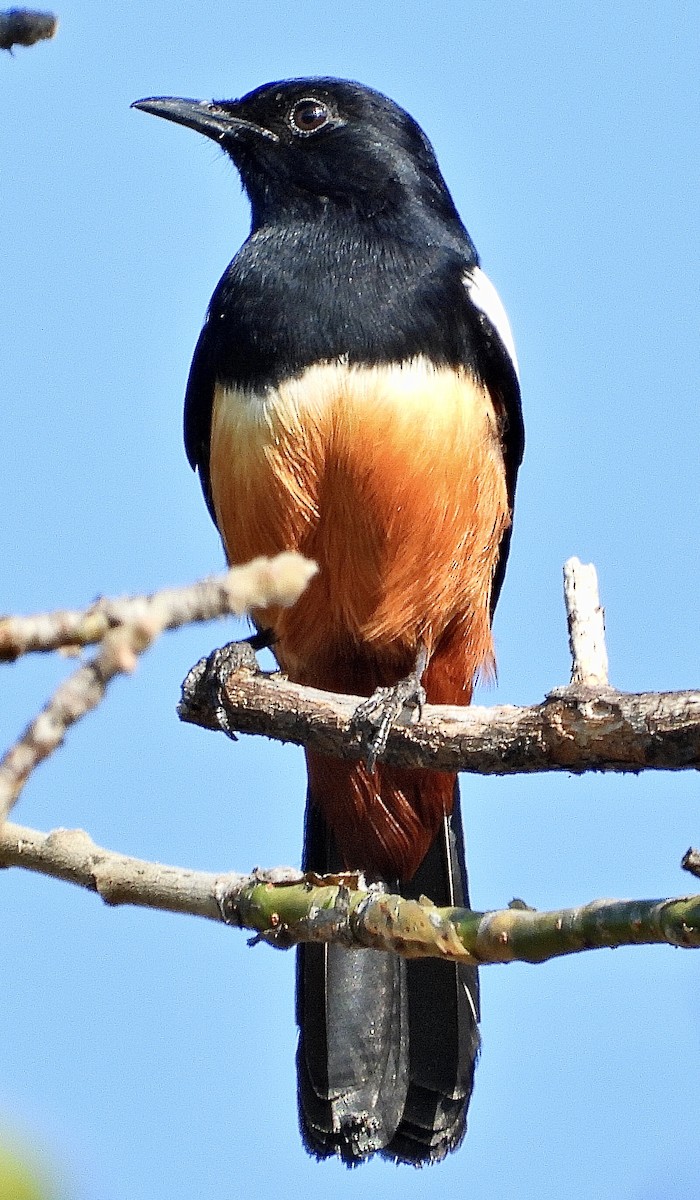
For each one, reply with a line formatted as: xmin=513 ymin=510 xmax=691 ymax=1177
xmin=289 ymin=98 xmax=331 ymax=135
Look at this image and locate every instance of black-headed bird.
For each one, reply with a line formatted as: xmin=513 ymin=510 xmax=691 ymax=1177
xmin=134 ymin=77 xmax=523 ymax=1166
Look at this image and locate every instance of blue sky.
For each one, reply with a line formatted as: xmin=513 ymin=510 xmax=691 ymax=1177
xmin=1 ymin=3 xmax=698 ymax=1198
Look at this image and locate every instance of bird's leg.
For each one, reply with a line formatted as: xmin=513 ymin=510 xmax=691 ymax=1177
xmin=178 ymin=629 xmax=274 ymax=737
xmin=350 ymin=642 xmax=429 ymax=771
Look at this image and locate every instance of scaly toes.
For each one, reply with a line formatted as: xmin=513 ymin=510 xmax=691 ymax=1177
xmin=350 ymin=677 xmax=427 ymax=771
xmin=178 ymin=639 xmax=259 ymax=737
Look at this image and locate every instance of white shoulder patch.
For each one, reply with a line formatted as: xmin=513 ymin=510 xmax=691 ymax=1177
xmin=465 ymin=266 xmax=520 ymax=381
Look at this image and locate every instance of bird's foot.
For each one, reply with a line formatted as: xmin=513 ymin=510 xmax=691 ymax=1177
xmin=178 ymin=633 xmax=270 ymax=737
xmin=350 ymin=644 xmax=428 ymax=771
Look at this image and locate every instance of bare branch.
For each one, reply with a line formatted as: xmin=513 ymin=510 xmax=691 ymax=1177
xmin=2 ymin=553 xmax=697 ymax=968
xmin=0 ymin=8 xmax=57 ymax=51
xmin=5 ymin=553 xmax=694 ymax=799
xmin=179 ymin=664 xmax=700 ymax=775
xmin=179 ymin=554 xmax=699 ymax=775
xmin=0 ymin=554 xmax=316 ymax=661
xmin=2 ymin=821 xmax=699 ymax=963
xmin=564 ymin=556 xmax=609 ymax=686
xmin=0 ymin=555 xmax=317 ymax=819
xmin=0 ymin=823 xmax=229 ymax=917
xmin=0 ymin=625 xmax=158 ymax=822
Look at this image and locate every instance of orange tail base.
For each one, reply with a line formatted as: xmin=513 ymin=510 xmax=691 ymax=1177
xmin=306 ymin=752 xmax=457 ymax=882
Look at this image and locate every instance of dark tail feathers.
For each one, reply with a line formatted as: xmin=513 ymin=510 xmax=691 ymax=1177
xmin=296 ymin=781 xmax=480 ymax=1166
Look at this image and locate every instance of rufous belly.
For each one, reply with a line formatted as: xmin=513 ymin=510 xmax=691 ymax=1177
xmin=210 ymin=357 xmax=510 ymax=877
xmin=209 ymin=356 xmax=509 ymax=699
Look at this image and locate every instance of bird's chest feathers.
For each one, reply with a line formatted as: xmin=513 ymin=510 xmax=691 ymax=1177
xmin=210 ymin=358 xmax=508 ymax=656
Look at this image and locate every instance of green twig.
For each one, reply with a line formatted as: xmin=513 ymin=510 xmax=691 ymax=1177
xmin=2 ymin=822 xmax=698 ymax=965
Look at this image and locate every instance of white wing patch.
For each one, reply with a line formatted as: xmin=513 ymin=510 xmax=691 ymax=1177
xmin=465 ymin=266 xmax=520 ymax=382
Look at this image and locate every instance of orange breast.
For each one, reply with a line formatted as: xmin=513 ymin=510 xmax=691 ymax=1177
xmin=210 ymin=357 xmax=509 ymax=697
xmin=209 ymin=357 xmax=510 ymax=879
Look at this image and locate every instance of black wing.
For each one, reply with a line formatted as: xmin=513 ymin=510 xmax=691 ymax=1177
xmin=183 ymin=314 xmax=218 ymax=524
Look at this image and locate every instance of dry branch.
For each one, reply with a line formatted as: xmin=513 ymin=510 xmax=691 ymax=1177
xmin=2 ymin=555 xmax=698 ymax=966
xmin=564 ymin=556 xmax=609 ymax=686
xmin=0 ymin=554 xmax=316 ymax=661
xmin=177 ymin=555 xmax=699 ymax=773
xmin=0 ymin=555 xmax=316 ymax=819
xmin=180 ymin=668 xmax=700 ymax=774
xmin=1 ymin=821 xmax=699 ymax=963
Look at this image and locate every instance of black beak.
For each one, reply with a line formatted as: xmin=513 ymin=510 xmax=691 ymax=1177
xmin=131 ymin=96 xmax=279 ymax=144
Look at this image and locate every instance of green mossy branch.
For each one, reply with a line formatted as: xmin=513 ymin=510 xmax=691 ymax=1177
xmin=2 ymin=822 xmax=698 ymax=965
xmin=227 ymin=876 xmax=700 ymax=964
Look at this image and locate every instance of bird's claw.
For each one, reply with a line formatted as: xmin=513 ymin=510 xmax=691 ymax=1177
xmin=178 ymin=639 xmax=260 ymax=737
xmin=350 ymin=676 xmax=427 ymax=771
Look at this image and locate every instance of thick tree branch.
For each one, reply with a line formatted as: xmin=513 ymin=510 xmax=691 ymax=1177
xmin=178 ymin=556 xmax=699 ymax=773
xmin=2 ymin=556 xmax=697 ymax=966
xmin=180 ymin=670 xmax=700 ymax=774
xmin=1 ymin=821 xmax=699 ymax=963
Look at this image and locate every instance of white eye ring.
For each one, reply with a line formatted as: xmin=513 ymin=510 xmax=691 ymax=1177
xmin=288 ymin=97 xmax=331 ymax=136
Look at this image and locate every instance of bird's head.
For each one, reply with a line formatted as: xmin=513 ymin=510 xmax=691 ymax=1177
xmin=132 ymin=77 xmax=463 ymax=231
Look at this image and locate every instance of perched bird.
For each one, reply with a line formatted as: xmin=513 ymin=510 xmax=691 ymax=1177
xmin=133 ymin=78 xmax=523 ymax=1165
